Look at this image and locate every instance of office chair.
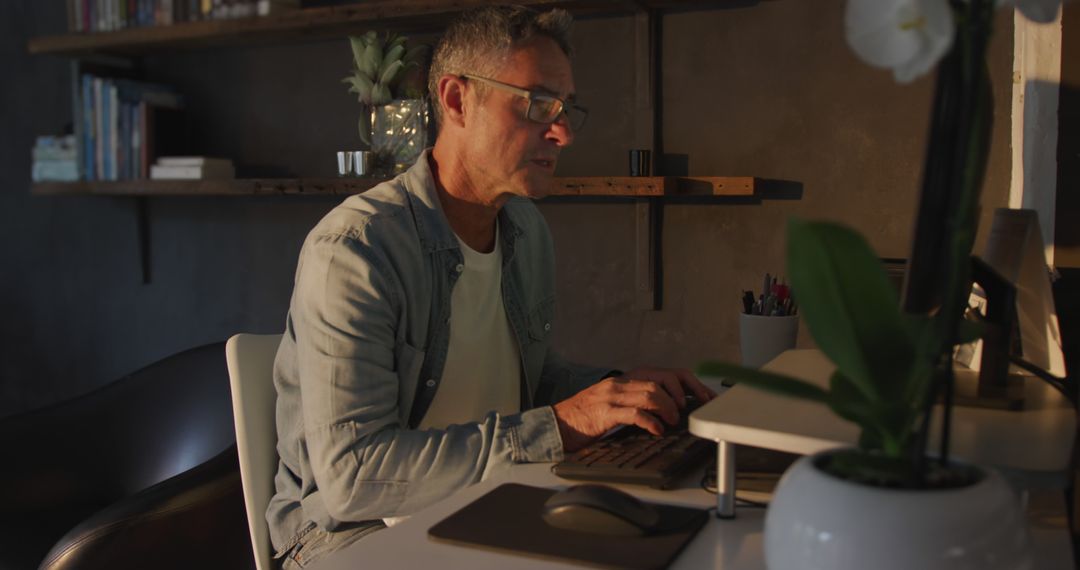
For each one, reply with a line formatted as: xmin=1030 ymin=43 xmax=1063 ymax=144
xmin=226 ymin=333 xmax=284 ymax=570
xmin=0 ymin=342 xmax=252 ymax=570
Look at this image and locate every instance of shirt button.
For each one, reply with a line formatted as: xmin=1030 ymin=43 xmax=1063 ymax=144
xmin=455 ymin=264 xmax=464 ymax=273
xmin=544 ymin=322 xmax=551 ymax=331
xmin=425 ymin=379 xmax=436 ymax=388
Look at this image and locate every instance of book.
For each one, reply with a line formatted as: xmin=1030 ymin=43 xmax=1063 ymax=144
xmin=32 ymin=135 xmax=79 ymax=182
xmin=114 ymin=78 xmax=184 ymax=109
xmin=32 ymin=161 xmax=80 ymax=182
xmin=108 ymin=81 xmax=118 ymax=180
xmin=150 ymin=161 xmax=234 ymax=180
xmin=93 ymin=77 xmax=103 ymax=180
xmin=32 ymin=136 xmax=78 ymax=162
xmin=156 ymin=156 xmax=232 ymax=167
xmin=256 ymin=0 xmax=299 ymax=17
xmin=77 ymin=72 xmax=188 ymax=181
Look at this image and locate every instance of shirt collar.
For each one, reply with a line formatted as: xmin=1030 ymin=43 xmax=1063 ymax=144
xmin=403 ymin=148 xmax=524 ymax=255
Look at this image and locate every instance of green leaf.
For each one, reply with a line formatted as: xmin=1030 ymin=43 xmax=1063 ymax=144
xmin=367 ymin=39 xmax=384 ymax=77
xmin=832 ymin=370 xmax=923 ymax=457
xmin=349 ymin=36 xmax=367 ymax=70
xmin=343 ymin=75 xmax=374 ymax=104
xmin=696 ymin=360 xmax=829 ymax=403
xmin=824 ymin=371 xmax=877 ymax=428
xmin=380 ymin=44 xmax=405 ymax=76
xmin=403 ymin=44 xmax=428 ymax=65
xmin=901 ymin=314 xmax=933 ymax=348
xmin=378 ymin=60 xmax=405 ymax=88
xmin=385 ymin=35 xmax=407 ymax=56
xmin=786 ymin=219 xmax=915 ymax=403
xmin=372 ymin=83 xmax=392 ymax=106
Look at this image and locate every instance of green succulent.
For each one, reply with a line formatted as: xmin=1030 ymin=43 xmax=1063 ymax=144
xmin=343 ymin=31 xmax=428 ymax=145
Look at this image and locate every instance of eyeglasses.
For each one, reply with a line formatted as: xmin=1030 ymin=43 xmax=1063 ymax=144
xmin=461 ymin=74 xmax=588 ymax=132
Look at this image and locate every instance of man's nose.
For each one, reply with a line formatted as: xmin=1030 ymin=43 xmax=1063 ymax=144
xmin=546 ymin=114 xmax=575 ymax=147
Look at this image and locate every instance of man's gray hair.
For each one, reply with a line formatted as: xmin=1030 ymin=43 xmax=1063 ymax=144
xmin=428 ymin=5 xmax=574 ymax=128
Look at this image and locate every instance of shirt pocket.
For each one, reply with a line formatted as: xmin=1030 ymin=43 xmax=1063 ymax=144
xmin=526 ymin=296 xmax=555 ymax=344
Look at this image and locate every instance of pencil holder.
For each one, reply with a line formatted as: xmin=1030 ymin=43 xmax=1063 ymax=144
xmin=739 ymin=314 xmax=799 ymax=369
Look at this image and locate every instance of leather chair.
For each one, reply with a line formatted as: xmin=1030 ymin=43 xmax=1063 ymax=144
xmin=0 ymin=342 xmax=253 ymax=570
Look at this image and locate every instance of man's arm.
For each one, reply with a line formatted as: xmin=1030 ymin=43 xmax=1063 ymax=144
xmin=293 ymin=232 xmax=562 ymax=522
xmin=534 ymin=349 xmax=616 ymax=405
xmin=542 ymin=356 xmax=719 ymax=452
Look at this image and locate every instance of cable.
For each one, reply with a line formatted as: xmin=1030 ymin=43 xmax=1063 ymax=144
xmin=1009 ymin=355 xmax=1077 ymax=409
xmin=699 ymin=469 xmax=771 ymax=508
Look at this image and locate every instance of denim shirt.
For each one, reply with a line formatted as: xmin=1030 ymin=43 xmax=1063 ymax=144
xmin=267 ymin=151 xmax=611 ymax=554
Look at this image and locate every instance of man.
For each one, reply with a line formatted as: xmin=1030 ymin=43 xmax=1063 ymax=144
xmin=268 ymin=6 xmax=716 ymax=568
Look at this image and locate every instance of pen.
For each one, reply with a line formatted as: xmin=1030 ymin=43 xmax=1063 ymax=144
xmin=746 ymin=273 xmax=796 ymax=316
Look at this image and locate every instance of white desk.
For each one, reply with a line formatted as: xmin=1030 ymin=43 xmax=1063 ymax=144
xmin=690 ymin=349 xmax=1078 ymax=517
xmin=310 ymin=349 xmax=1075 ymax=569
xmin=314 ymin=451 xmax=1073 ymax=569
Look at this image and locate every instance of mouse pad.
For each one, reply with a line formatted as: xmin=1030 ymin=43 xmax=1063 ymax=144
xmin=427 ymin=483 xmax=709 ymax=570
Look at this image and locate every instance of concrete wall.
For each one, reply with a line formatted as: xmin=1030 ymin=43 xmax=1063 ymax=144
xmin=1 ymin=1 xmax=1016 ymax=417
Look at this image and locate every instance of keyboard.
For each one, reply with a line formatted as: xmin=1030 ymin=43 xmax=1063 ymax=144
xmin=551 ymin=400 xmax=714 ymax=489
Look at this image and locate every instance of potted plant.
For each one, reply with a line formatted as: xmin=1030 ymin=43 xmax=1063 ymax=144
xmin=698 ymin=0 xmax=1061 ymax=568
xmin=343 ymin=31 xmax=429 ymax=176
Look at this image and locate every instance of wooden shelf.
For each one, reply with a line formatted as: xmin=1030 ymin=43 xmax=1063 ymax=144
xmin=28 ymin=0 xmax=726 ymax=57
xmin=30 ymin=176 xmax=759 ymax=197
xmin=557 ymin=176 xmax=756 ymax=196
xmin=27 ymin=0 xmax=677 ymax=57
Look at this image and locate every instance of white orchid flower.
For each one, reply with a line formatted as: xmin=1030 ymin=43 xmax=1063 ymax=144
xmin=846 ymin=0 xmax=955 ymax=83
xmin=996 ymin=0 xmax=1062 ymax=23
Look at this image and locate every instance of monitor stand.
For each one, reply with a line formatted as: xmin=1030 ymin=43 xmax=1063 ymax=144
xmin=953 ymin=256 xmax=1026 ymax=411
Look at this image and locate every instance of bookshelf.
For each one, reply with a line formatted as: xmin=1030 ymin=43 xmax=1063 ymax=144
xmin=28 ymin=0 xmax=786 ymax=302
xmin=30 ymin=0 xmax=760 ymax=195
xmin=29 ymin=0 xmax=698 ymax=57
xmin=30 ymin=176 xmax=760 ymax=197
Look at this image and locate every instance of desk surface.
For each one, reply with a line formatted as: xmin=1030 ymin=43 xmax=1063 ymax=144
xmin=690 ymin=349 xmax=1078 ymax=487
xmin=314 ymin=463 xmax=766 ymax=570
xmin=314 ymin=464 xmax=1073 ymax=570
xmin=312 ymin=349 xmax=1075 ymax=569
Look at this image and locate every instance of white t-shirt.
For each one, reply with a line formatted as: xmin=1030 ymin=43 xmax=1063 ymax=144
xmin=417 ymin=223 xmax=522 ymax=429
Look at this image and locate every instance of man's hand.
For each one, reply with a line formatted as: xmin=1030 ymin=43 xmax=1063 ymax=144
xmin=552 ymin=367 xmax=718 ymax=452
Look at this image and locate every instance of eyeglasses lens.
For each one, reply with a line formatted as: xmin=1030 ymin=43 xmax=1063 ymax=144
xmin=528 ymin=97 xmax=587 ymax=131
xmin=528 ymin=98 xmax=561 ymax=123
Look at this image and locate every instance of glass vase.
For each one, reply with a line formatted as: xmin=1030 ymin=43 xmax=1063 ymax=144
xmin=369 ymin=99 xmax=430 ymax=177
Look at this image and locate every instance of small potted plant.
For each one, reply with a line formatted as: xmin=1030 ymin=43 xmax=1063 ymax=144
xmin=343 ymin=31 xmax=429 ymax=176
xmin=698 ymin=0 xmax=1062 ymax=567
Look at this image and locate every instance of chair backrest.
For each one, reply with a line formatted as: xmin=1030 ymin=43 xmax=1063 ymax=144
xmin=226 ymin=333 xmax=283 ymax=570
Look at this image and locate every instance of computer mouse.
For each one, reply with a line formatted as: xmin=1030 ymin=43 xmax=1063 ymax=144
xmin=541 ymin=484 xmax=660 ymax=537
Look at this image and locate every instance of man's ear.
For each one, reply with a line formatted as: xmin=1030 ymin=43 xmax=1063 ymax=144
xmin=436 ymin=75 xmax=468 ymax=129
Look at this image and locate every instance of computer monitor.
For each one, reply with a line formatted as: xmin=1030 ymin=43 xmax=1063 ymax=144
xmin=920 ymin=208 xmax=1067 ymax=409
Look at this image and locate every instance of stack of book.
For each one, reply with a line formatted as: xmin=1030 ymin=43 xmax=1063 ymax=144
xmin=77 ymin=74 xmax=185 ymax=181
xmin=68 ymin=0 xmax=301 ymax=33
xmin=150 ymin=157 xmax=235 ymax=180
xmin=31 ymin=135 xmax=79 ymax=182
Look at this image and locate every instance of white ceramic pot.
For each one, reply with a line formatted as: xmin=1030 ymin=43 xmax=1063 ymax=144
xmin=764 ymin=449 xmax=1033 ymax=570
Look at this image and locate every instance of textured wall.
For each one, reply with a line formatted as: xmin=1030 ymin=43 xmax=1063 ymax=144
xmin=1 ymin=1 xmax=1018 ymax=417
xmin=1057 ymin=3 xmax=1080 ymax=268
xmin=544 ymin=4 xmax=1016 ymax=371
